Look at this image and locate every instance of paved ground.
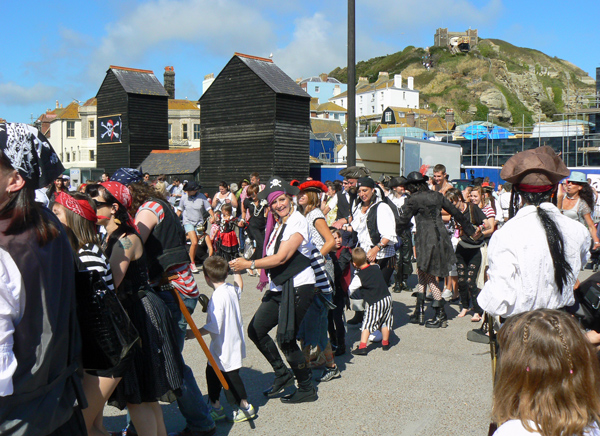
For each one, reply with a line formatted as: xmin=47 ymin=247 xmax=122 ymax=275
xmin=104 ymin=267 xmax=597 ymax=436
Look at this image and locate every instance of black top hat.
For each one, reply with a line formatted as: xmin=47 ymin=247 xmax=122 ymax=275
xmin=406 ymin=171 xmax=429 ymax=183
xmin=258 ymin=176 xmax=299 ymax=202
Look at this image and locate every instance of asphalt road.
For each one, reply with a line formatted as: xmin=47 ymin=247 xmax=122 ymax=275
xmin=104 ymin=266 xmax=598 ymax=436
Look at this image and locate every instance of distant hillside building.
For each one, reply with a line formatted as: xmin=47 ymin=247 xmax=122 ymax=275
xmin=330 ymin=72 xmax=419 ymax=118
xmin=199 ymin=53 xmax=311 ymax=192
xmin=299 ymin=74 xmax=347 ymax=104
xmin=434 ymin=28 xmax=478 ymax=48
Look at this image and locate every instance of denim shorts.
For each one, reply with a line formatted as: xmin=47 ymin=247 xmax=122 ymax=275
xmin=184 ymin=223 xmax=196 ymax=233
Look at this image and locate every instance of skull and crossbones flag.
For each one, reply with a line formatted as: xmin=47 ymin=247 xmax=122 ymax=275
xmin=98 ymin=115 xmax=122 ymax=144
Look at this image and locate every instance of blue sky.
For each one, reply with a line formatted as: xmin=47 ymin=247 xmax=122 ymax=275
xmin=1 ymin=0 xmax=598 ymax=124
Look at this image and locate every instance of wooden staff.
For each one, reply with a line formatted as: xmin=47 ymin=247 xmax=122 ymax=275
xmin=169 ymin=286 xmax=229 ymax=390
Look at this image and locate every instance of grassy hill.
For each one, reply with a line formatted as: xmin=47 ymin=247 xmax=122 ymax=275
xmin=329 ymin=39 xmax=596 ymax=127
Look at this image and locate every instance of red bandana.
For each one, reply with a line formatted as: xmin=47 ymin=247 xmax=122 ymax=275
xmin=55 ymin=192 xmax=97 ymax=222
xmin=516 ymin=183 xmax=554 ymax=193
xmin=100 ymin=181 xmax=132 ymax=209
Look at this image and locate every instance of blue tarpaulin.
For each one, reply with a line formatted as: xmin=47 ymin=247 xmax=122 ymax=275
xmin=463 ymin=125 xmax=488 ymax=139
xmin=488 ymin=126 xmax=511 ymax=139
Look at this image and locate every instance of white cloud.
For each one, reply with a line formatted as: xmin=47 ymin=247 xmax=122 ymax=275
xmin=0 ymin=82 xmax=57 ymax=106
xmin=89 ymin=0 xmax=275 ymax=80
xmin=273 ymin=13 xmax=394 ymax=80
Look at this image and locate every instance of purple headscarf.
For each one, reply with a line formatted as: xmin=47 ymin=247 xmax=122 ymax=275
xmin=258 ymin=190 xmax=286 ymax=290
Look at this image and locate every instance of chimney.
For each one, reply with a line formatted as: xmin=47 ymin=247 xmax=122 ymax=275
xmin=358 ymin=77 xmax=369 ymax=85
xmin=319 ymin=73 xmax=328 ymax=82
xmin=333 ymin=84 xmax=341 ymax=96
xmin=378 ymin=72 xmax=389 ymax=82
xmin=296 ymin=78 xmax=302 ymax=84
xmin=394 ymin=74 xmax=402 ymax=88
xmin=407 ymin=77 xmax=414 ymax=90
xmin=445 ymin=109 xmax=454 ymax=125
xmin=164 ymin=66 xmax=175 ymax=99
xmin=406 ymin=111 xmax=415 ymax=127
xmin=56 ymin=100 xmax=59 ymax=109
xmin=202 ymin=73 xmax=215 ymax=95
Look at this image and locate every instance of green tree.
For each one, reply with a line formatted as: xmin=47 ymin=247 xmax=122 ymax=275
xmin=540 ymin=100 xmax=558 ymax=119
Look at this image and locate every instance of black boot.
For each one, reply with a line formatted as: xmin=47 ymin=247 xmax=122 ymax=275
xmin=409 ymin=292 xmax=425 ymax=325
xmin=263 ymin=361 xmax=295 ymax=397
xmin=347 ymin=311 xmax=364 ymax=325
xmin=334 ymin=332 xmax=346 ymax=356
xmin=425 ymin=299 xmax=448 ymax=329
xmin=280 ymin=361 xmax=317 ymax=404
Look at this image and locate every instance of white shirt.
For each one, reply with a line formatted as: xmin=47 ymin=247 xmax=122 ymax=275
xmin=498 ymin=191 xmax=512 ymax=222
xmin=202 ymin=282 xmax=246 ymax=372
xmin=387 ymin=192 xmax=406 ymax=210
xmin=266 ymin=210 xmax=316 ymax=292
xmin=478 ymin=203 xmax=590 ymax=318
xmin=0 ymin=248 xmax=25 ymax=396
xmin=494 ymin=419 xmax=600 ymax=436
xmin=352 ymin=200 xmax=397 ymax=259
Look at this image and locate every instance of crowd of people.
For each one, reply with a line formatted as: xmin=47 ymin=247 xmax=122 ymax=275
xmin=3 ymin=122 xmax=600 ymax=436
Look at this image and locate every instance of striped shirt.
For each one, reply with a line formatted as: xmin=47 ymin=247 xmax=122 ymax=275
xmin=139 ymin=200 xmax=199 ymax=298
xmin=78 ymin=243 xmax=114 ymax=292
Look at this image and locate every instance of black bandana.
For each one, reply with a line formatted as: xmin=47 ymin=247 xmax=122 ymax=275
xmin=0 ymin=123 xmax=64 ymax=189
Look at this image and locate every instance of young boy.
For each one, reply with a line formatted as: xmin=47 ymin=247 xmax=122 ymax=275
xmin=348 ymin=247 xmax=394 ymax=355
xmin=199 ymin=256 xmax=255 ymax=422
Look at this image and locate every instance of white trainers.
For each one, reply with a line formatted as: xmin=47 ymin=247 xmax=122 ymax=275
xmin=190 ymin=263 xmax=199 ymax=273
xmin=441 ymin=288 xmax=453 ymax=299
xmin=232 ymin=404 xmax=256 ymax=422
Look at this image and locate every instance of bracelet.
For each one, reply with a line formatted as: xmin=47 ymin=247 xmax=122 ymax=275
xmin=377 ymin=243 xmax=385 ymax=250
xmin=251 ymin=260 xmax=256 ymax=270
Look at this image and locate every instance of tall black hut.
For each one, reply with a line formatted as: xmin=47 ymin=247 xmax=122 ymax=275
xmin=96 ymin=66 xmax=169 ymax=175
xmin=199 ymin=53 xmax=311 ymax=193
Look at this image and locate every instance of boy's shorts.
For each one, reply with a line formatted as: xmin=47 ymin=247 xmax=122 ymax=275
xmin=362 ymin=295 xmax=393 ymax=333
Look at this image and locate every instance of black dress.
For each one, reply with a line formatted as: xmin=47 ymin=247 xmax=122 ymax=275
xmin=398 ymin=190 xmax=475 ymax=277
xmin=244 ymin=198 xmax=266 ymax=260
xmin=108 ymin=251 xmax=184 ymax=409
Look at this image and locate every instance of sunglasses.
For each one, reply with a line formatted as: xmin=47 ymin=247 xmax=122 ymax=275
xmin=93 ymin=200 xmax=112 ymax=208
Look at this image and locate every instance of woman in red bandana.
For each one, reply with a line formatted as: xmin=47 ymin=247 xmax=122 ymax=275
xmin=91 ymin=182 xmax=184 ymax=436
xmin=52 ymin=192 xmax=122 ymax=436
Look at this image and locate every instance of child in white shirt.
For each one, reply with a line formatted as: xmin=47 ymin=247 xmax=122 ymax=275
xmin=199 ymin=256 xmax=255 ymax=423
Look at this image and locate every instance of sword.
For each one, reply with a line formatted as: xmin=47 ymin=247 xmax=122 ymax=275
xmin=169 ymin=286 xmax=229 ymax=390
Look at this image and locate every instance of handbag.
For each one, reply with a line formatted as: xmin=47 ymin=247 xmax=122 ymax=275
xmin=74 ymin=259 xmax=140 ymax=370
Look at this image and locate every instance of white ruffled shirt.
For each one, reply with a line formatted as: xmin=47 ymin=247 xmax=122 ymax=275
xmin=352 ymin=200 xmax=397 ymax=259
xmin=478 ymin=203 xmax=590 ymax=318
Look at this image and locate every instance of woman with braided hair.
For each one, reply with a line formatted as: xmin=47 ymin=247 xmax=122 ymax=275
xmin=492 ymin=309 xmax=600 ymax=436
xmin=478 ymin=146 xmax=591 ymax=319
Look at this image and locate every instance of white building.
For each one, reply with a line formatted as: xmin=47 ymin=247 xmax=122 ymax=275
xmin=329 ymin=72 xmax=419 ymax=117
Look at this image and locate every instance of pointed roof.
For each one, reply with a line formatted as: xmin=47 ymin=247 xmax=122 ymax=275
xmin=55 ymin=102 xmax=80 ymax=120
xmin=102 ymin=65 xmax=169 ymax=97
xmin=234 ymin=53 xmax=310 ymax=98
xmin=168 ymin=99 xmax=200 ymax=110
xmin=316 ymin=102 xmax=346 ymax=113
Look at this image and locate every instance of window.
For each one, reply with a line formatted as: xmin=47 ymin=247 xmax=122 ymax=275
xmin=193 ymin=123 xmax=200 ymax=139
xmin=66 ymin=152 xmax=70 ymax=162
xmin=381 ymin=105 xmax=384 ymax=112
xmin=334 ymin=113 xmax=339 ymax=120
xmin=359 ymin=96 xmax=363 ymax=103
xmin=371 ymin=93 xmax=375 ymax=101
xmin=182 ymin=123 xmax=188 ymax=140
xmin=403 ymin=92 xmax=406 ymax=99
xmin=372 ymin=106 xmax=375 ymax=113
xmin=67 ymin=121 xmax=75 ymax=138
xmin=385 ymin=112 xmax=392 ymax=122
xmin=168 ymin=124 xmax=172 ymax=140
xmin=315 ymin=86 xmax=320 ymax=93
xmin=360 ymin=108 xmax=363 ymax=115
xmin=89 ymin=120 xmax=95 ymax=138
xmin=89 ymin=150 xmax=95 ymax=161
xmin=380 ymin=92 xmax=384 ymax=99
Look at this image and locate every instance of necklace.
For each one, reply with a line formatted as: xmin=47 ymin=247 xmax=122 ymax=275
xmin=565 ymin=193 xmax=577 ymax=200
xmin=252 ymin=201 xmax=265 ymax=217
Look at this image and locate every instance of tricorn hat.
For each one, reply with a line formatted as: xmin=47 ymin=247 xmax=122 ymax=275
xmin=389 ymin=176 xmax=408 ymax=188
xmin=183 ymin=181 xmax=201 ymax=191
xmin=501 ymin=146 xmax=569 ymax=186
xmin=298 ymin=180 xmax=327 ymax=193
xmin=258 ymin=176 xmax=299 ymax=202
xmin=339 ymin=165 xmax=371 ymax=179
xmin=406 ymin=171 xmax=429 ymax=183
